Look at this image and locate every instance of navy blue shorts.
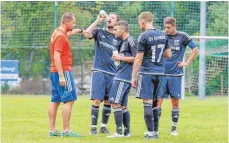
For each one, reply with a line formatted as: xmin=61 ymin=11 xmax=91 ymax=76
xmin=90 ymin=71 xmax=114 ymax=101
xmin=50 ymin=71 xmax=77 ymax=103
xmin=136 ymin=74 xmax=165 ymax=100
xmin=158 ymin=76 xmax=182 ymax=99
xmin=109 ymin=80 xmax=131 ymax=106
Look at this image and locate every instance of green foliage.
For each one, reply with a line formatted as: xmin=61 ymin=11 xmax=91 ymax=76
xmin=207 ymin=1 xmax=228 ymax=36
xmin=1 ymin=82 xmax=10 ymax=94
xmin=1 ymin=1 xmax=228 ymax=85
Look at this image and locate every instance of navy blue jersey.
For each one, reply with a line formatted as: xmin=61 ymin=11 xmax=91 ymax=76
xmin=164 ymin=31 xmax=196 ymax=75
xmin=137 ymin=29 xmax=169 ymax=74
xmin=91 ymin=28 xmax=122 ymax=75
xmin=114 ymin=36 xmax=137 ymax=83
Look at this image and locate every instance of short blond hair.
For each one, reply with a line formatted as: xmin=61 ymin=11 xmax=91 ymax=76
xmin=115 ymin=20 xmax=129 ymax=32
xmin=164 ymin=17 xmax=176 ymax=26
xmin=61 ymin=12 xmax=75 ymax=24
xmin=138 ymin=12 xmax=153 ymax=23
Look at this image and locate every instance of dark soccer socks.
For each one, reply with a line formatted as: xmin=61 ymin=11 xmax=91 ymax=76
xmin=171 ymin=108 xmax=180 ymax=131
xmin=101 ymin=104 xmax=111 ymax=125
xmin=123 ymin=108 xmax=130 ymax=135
xmin=113 ymin=107 xmax=123 ymax=134
xmin=153 ymin=107 xmax=159 ymax=133
xmin=91 ymin=105 xmax=99 ymax=127
xmin=143 ymin=103 xmax=154 ymax=132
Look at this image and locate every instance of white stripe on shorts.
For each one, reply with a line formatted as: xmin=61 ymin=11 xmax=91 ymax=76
xmin=115 ymin=81 xmax=124 ymax=103
xmin=137 ymin=74 xmax=142 ymax=98
xmin=89 ymin=72 xmax=94 ymax=99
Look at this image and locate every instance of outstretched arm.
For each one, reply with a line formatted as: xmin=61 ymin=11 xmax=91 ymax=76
xmin=67 ymin=28 xmax=83 ymax=37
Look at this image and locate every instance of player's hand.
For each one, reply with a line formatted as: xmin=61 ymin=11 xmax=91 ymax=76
xmin=131 ymin=77 xmax=137 ymax=88
xmin=177 ymin=61 xmax=189 ymax=67
xmin=96 ymin=15 xmax=105 ymax=23
xmin=59 ymin=75 xmax=66 ymax=87
xmin=112 ymin=54 xmax=121 ymax=61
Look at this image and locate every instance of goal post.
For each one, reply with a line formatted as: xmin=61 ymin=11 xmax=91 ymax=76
xmin=182 ymin=36 xmax=228 ymax=99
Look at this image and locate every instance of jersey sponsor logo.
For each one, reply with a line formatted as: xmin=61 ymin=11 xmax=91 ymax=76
xmin=99 ymin=41 xmax=116 ymax=50
xmin=149 ymin=36 xmax=166 ymax=41
xmin=171 ymin=46 xmax=180 ymax=51
xmin=174 ymin=40 xmax=180 ymax=45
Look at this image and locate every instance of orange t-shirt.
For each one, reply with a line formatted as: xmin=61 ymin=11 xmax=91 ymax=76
xmin=50 ymin=31 xmax=72 ymax=72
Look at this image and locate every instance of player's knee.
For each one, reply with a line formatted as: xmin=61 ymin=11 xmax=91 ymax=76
xmin=171 ymin=99 xmax=179 ymax=108
xmin=121 ymin=106 xmax=127 ymax=110
xmin=143 ymin=99 xmax=152 ymax=104
xmin=64 ymin=100 xmax=74 ymax=106
xmin=111 ymin=103 xmax=120 ymax=109
xmin=103 ymin=100 xmax=111 ymax=105
xmin=93 ymin=99 xmax=101 ymax=106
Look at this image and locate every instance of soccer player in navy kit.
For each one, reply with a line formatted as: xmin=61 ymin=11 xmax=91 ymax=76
xmin=131 ymin=12 xmax=171 ymax=140
xmin=83 ymin=12 xmax=122 ymax=135
xmin=107 ymin=20 xmax=136 ymax=138
xmin=156 ymin=17 xmax=199 ymax=136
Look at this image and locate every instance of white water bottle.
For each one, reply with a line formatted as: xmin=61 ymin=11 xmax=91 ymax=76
xmin=99 ymin=10 xmax=110 ymax=21
xmin=112 ymin=50 xmax=120 ymax=66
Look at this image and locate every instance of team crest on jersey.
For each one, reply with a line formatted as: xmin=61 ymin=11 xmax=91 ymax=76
xmin=174 ymin=40 xmax=180 ymax=45
xmin=112 ymin=39 xmax=118 ymax=45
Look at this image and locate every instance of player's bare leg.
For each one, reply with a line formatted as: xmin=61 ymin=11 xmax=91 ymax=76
xmin=170 ymin=98 xmax=179 ymax=136
xmin=62 ymin=100 xmax=75 ymax=132
xmin=48 ymin=102 xmax=60 ymax=133
xmin=100 ymin=100 xmax=111 ymax=134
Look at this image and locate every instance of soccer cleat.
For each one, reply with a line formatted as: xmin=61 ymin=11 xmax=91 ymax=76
xmin=89 ymin=127 xmax=97 ymax=135
xmin=170 ymin=130 xmax=179 ymax=136
xmin=124 ymin=133 xmax=131 ymax=138
xmin=62 ymin=130 xmax=84 ymax=137
xmin=100 ymin=127 xmax=110 ymax=134
xmin=144 ymin=133 xmax=159 ymax=140
xmin=144 ymin=131 xmax=158 ymax=136
xmin=48 ymin=130 xmax=62 ymax=137
xmin=106 ymin=132 xmax=124 ymax=138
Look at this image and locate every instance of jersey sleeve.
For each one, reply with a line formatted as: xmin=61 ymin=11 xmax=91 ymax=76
xmin=187 ymin=40 xmax=197 ymax=49
xmin=90 ymin=28 xmax=100 ymax=40
xmin=137 ymin=33 xmax=146 ymax=53
xmin=128 ymin=37 xmax=137 ymax=56
xmin=54 ymin=35 xmax=66 ymax=52
xmin=182 ymin=32 xmax=192 ymax=46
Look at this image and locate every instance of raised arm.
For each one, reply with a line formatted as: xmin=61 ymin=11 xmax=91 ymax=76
xmin=82 ymin=15 xmax=104 ymax=39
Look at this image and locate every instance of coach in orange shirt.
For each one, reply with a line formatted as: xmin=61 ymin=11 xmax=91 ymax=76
xmin=48 ymin=12 xmax=83 ymax=137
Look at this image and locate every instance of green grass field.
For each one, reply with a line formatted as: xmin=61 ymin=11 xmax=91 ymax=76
xmin=1 ymin=95 xmax=228 ymax=143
